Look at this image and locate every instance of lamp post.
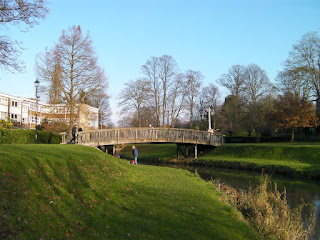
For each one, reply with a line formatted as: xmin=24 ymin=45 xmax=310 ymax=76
xmin=34 ymin=79 xmax=40 ymax=144
xmin=208 ymin=106 xmax=212 ymax=130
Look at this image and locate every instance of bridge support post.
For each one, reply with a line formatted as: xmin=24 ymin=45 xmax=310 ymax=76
xmin=185 ymin=145 xmax=188 ymax=158
xmin=194 ymin=144 xmax=198 ymax=160
xmin=176 ymin=144 xmax=192 ymax=159
xmin=176 ymin=144 xmax=180 ymax=158
xmin=176 ymin=144 xmax=186 ymax=159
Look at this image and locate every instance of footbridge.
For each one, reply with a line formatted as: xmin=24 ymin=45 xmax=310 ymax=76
xmin=60 ymin=128 xmax=223 ymax=159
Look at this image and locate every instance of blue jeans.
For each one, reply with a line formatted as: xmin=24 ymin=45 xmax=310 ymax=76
xmin=134 ymin=157 xmax=138 ymax=164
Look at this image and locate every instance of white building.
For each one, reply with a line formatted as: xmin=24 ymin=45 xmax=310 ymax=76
xmin=0 ymin=92 xmax=99 ymax=130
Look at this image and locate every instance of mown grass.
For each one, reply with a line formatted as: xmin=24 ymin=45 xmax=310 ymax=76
xmin=121 ymin=143 xmax=320 ymax=178
xmin=120 ymin=143 xmax=177 ymax=161
xmin=0 ymin=144 xmax=259 ymax=239
xmin=197 ymin=143 xmax=320 ymax=178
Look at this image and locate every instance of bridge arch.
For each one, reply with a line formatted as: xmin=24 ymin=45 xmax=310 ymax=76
xmin=60 ymin=127 xmax=223 ymax=159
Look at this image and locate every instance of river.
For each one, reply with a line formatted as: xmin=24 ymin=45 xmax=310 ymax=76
xmin=145 ymin=163 xmax=320 ymax=240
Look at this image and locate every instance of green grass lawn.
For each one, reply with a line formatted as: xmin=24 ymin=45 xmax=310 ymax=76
xmin=0 ymin=144 xmax=258 ymax=239
xmin=120 ymin=143 xmax=320 ymax=178
xmin=198 ymin=143 xmax=320 ymax=178
xmin=120 ymin=143 xmax=177 ymax=160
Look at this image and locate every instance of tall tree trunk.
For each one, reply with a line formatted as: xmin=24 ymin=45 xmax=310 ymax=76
xmin=137 ymin=106 xmax=141 ymax=127
xmin=291 ymin=128 xmax=295 ymax=143
xmin=255 ymin=128 xmax=261 ymax=143
xmin=316 ymin=98 xmax=320 ymax=116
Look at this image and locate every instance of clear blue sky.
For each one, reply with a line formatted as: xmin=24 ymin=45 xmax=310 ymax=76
xmin=1 ymin=0 xmax=319 ymax=125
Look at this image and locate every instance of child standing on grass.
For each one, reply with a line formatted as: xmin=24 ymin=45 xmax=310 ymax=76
xmin=132 ymin=145 xmax=138 ymax=165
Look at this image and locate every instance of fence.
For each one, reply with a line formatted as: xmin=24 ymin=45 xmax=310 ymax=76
xmin=60 ymin=128 xmax=223 ymax=146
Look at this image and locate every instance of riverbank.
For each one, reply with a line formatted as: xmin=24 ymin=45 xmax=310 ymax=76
xmin=198 ymin=143 xmax=320 ymax=179
xmin=121 ymin=143 xmax=320 ymax=179
xmin=0 ymin=144 xmax=259 ymax=239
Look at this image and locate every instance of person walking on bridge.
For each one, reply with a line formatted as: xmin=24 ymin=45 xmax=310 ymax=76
xmin=71 ymin=124 xmax=77 ymax=143
xmin=132 ymin=145 xmax=138 ymax=165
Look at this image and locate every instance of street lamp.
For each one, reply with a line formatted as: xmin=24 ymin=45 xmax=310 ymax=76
xmin=34 ymin=79 xmax=40 ymax=144
xmin=208 ymin=106 xmax=212 ymax=130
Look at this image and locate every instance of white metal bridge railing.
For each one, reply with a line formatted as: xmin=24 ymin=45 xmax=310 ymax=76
xmin=60 ymin=128 xmax=223 ymax=146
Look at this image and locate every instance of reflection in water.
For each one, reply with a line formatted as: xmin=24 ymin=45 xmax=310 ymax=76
xmin=147 ymin=163 xmax=320 ymax=240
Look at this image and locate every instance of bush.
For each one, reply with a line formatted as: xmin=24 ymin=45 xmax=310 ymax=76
xmin=214 ymin=175 xmax=316 ymax=240
xmin=0 ymin=129 xmax=61 ymax=144
xmin=0 ymin=119 xmax=13 ymax=129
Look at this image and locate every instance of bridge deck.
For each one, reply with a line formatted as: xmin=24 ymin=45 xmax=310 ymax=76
xmin=60 ymin=128 xmax=223 ymax=147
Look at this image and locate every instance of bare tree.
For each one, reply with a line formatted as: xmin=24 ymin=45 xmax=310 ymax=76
xmin=0 ymin=0 xmax=48 ymax=72
xmin=158 ymin=55 xmax=179 ymax=126
xmin=218 ymin=65 xmax=246 ymax=99
xmin=199 ymin=83 xmax=220 ymax=111
xmin=119 ymin=78 xmax=150 ymax=127
xmin=217 ymin=65 xmax=246 ymax=133
xmin=217 ymin=63 xmax=274 ymax=137
xmin=128 ymin=106 xmax=157 ymax=127
xmin=142 ymin=55 xmax=180 ymax=127
xmin=244 ymin=64 xmax=273 ymax=104
xmin=142 ymin=57 xmax=161 ymax=126
xmin=168 ymin=73 xmax=189 ymax=127
xmin=219 ymin=95 xmax=245 ymax=134
xmin=243 ymin=64 xmax=274 ymax=141
xmin=85 ymin=79 xmax=111 ymax=128
xmin=36 ymin=25 xmax=108 ymax=129
xmin=36 ymin=49 xmax=63 ymax=104
xmin=185 ymin=70 xmax=203 ymax=128
xmin=201 ymin=83 xmax=220 ymax=129
xmin=195 ymin=83 xmax=220 ymax=130
xmin=284 ymin=31 xmax=320 ymax=114
xmin=120 ymin=55 xmax=199 ymax=128
xmin=276 ymin=68 xmax=312 ymax=100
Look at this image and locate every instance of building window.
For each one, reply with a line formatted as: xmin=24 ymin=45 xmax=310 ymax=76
xmin=11 ymin=101 xmax=18 ymax=107
xmin=10 ymin=114 xmax=18 ymax=120
xmin=22 ymin=107 xmax=28 ymax=113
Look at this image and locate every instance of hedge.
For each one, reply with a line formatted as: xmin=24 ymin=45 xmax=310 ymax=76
xmin=0 ymin=129 xmax=61 ymax=144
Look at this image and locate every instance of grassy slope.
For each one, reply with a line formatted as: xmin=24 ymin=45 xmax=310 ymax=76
xmin=0 ymin=144 xmax=258 ymax=239
xmin=120 ymin=143 xmax=177 ymax=160
xmin=199 ymin=143 xmax=320 ymax=177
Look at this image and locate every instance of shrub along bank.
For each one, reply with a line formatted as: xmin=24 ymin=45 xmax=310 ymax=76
xmin=214 ymin=175 xmax=316 ymax=240
xmin=0 ymin=144 xmax=259 ymax=239
xmin=0 ymin=129 xmax=61 ymax=144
